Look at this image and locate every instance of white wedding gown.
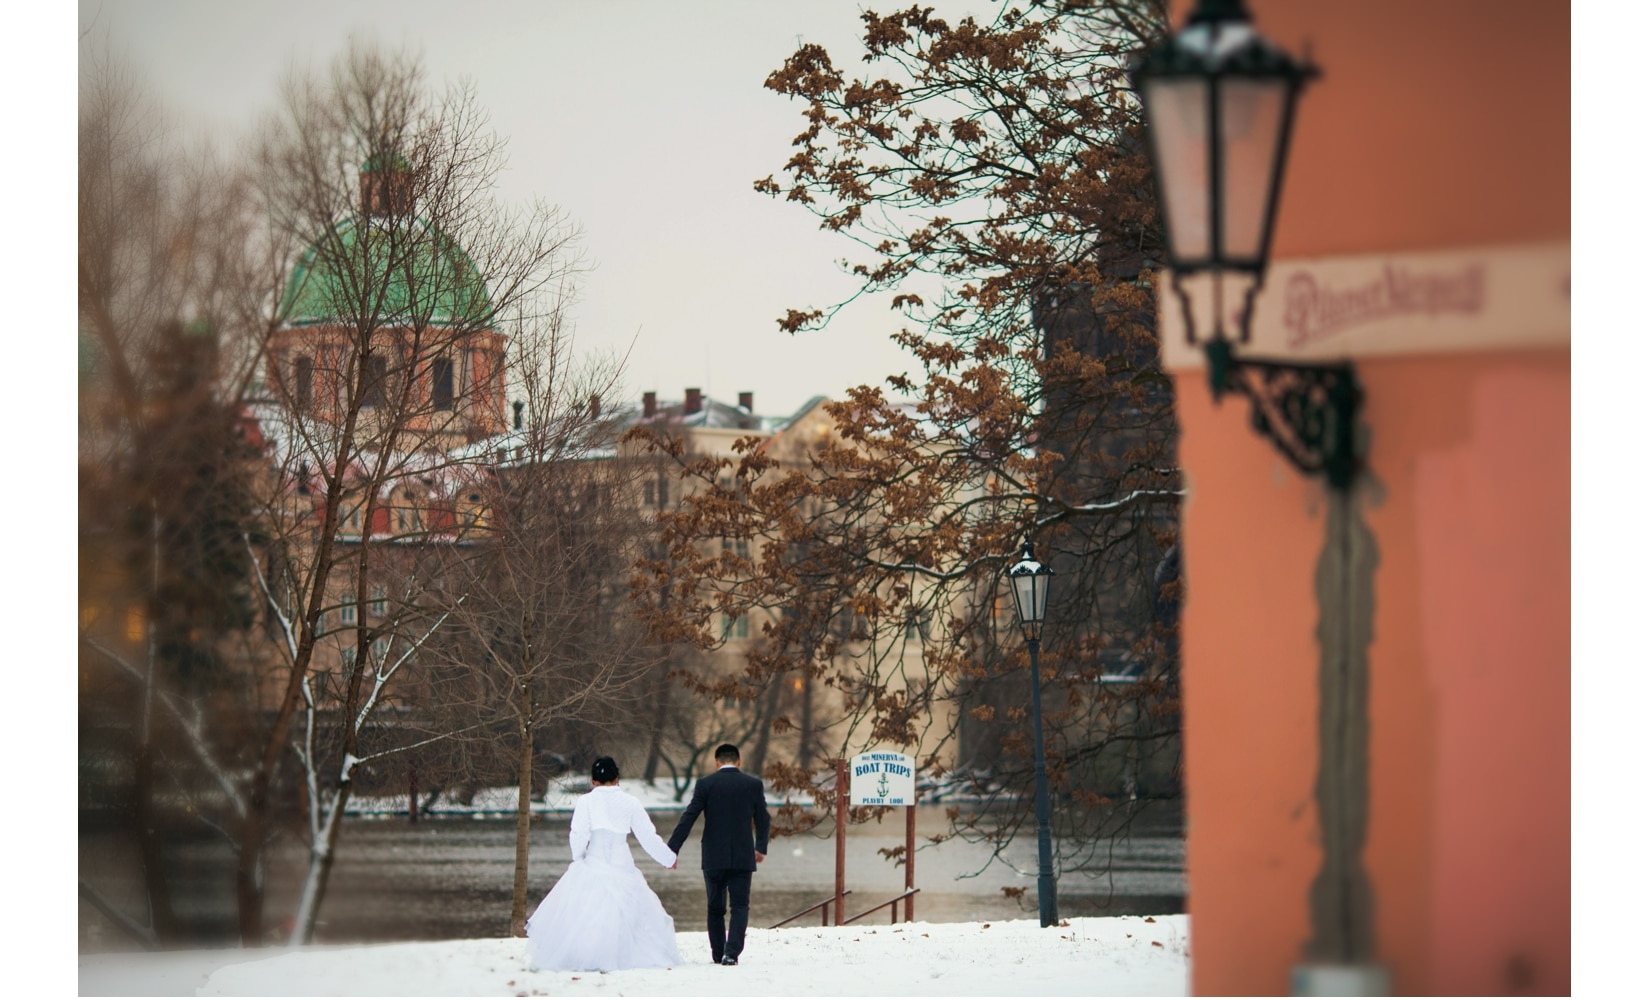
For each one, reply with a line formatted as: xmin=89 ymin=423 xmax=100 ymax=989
xmin=525 ymin=785 xmax=683 ymax=972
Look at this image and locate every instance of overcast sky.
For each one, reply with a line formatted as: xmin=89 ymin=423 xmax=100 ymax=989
xmin=78 ymin=0 xmax=996 ymax=419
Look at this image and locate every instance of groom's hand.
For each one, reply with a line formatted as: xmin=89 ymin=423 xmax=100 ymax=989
xmin=755 ymin=851 xmax=765 ymax=863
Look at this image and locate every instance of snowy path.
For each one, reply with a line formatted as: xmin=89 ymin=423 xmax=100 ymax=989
xmin=80 ymin=915 xmax=1191 ymax=996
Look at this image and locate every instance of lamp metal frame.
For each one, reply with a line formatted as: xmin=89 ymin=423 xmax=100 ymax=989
xmin=1130 ymin=0 xmax=1361 ymax=491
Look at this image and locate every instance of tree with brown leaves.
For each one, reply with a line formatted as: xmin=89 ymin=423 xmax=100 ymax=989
xmin=633 ymin=1 xmax=1184 ymax=890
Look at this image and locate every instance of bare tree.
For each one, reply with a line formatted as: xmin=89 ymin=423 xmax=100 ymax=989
xmin=237 ymin=40 xmax=585 ymax=944
xmin=417 ymin=323 xmax=660 ymax=936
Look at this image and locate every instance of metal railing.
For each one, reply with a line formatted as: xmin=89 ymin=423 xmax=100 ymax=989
xmin=770 ymin=890 xmax=853 ymax=929
xmin=840 ymin=888 xmax=921 ymax=926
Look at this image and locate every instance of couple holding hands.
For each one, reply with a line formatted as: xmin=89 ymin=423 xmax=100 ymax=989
xmin=524 ymin=743 xmax=770 ymax=972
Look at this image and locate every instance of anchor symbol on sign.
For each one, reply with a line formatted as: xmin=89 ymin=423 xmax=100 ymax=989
xmin=877 ymin=772 xmax=890 ymax=797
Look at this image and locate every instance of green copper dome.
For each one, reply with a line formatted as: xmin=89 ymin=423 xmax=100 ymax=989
xmin=277 ymin=214 xmax=494 ymax=328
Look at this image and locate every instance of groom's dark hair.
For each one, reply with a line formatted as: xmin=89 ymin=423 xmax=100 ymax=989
xmin=714 ymin=743 xmax=740 ymax=764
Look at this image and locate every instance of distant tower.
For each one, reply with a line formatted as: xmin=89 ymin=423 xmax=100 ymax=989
xmin=266 ymin=154 xmax=507 ymax=451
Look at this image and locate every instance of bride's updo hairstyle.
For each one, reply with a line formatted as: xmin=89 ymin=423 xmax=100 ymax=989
xmin=591 ymin=756 xmax=620 ymax=785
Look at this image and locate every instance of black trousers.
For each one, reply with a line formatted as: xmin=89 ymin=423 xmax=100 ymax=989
xmin=703 ymin=868 xmax=753 ymax=961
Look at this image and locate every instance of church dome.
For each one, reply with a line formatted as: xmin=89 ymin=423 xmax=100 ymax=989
xmin=277 ymin=214 xmax=494 ymax=329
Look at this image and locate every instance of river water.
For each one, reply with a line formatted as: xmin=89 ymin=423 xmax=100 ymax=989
xmin=79 ymin=805 xmax=1184 ymax=949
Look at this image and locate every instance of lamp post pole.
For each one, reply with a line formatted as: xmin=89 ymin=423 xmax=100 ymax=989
xmin=1007 ymin=539 xmax=1058 ymax=928
xmin=1027 ymin=633 xmax=1058 ymax=927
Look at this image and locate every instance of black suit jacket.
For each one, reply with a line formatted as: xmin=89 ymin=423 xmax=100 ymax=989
xmin=666 ymin=766 xmax=771 ymax=871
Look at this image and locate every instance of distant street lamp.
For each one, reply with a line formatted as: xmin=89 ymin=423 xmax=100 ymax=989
xmin=1130 ymin=0 xmax=1362 ymax=491
xmin=1007 ymin=539 xmax=1058 ymax=928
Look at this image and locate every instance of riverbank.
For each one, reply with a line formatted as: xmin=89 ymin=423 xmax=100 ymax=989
xmin=79 ymin=914 xmax=1191 ymax=996
xmin=344 ymin=776 xmax=1015 ymax=819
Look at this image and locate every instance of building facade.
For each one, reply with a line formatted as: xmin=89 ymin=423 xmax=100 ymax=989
xmin=1159 ymin=1 xmax=1569 ymax=994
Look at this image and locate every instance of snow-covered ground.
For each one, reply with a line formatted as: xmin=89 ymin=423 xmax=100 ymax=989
xmin=79 ymin=914 xmax=1190 ymax=996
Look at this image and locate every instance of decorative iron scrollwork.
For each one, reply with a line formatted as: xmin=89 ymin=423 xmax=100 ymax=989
xmin=1205 ymin=340 xmax=1362 ymax=490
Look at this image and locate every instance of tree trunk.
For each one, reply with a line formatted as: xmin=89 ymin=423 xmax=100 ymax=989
xmin=134 ymin=509 xmax=178 ymax=942
xmin=240 ymin=396 xmax=357 ymax=944
xmin=797 ymin=668 xmax=814 ymax=772
xmin=510 ymin=680 xmax=535 ymax=937
xmin=747 ymin=678 xmax=783 ymax=778
xmin=236 ymin=555 xmax=334 ymax=943
xmin=130 ymin=742 xmax=179 ymax=942
xmin=642 ymin=660 xmax=671 ymax=783
xmin=290 ymin=785 xmax=350 ymax=945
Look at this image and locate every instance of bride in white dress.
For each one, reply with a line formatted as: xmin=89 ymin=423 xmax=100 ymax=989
xmin=525 ymin=757 xmax=683 ymax=972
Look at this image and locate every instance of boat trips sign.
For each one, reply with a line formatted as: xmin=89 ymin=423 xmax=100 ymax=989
xmin=849 ymin=751 xmax=916 ymax=806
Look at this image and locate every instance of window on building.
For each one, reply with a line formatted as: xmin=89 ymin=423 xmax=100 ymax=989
xmin=341 ymin=601 xmax=357 ymax=626
xmin=431 ymin=356 xmax=454 ymax=411
xmin=294 ymin=355 xmax=314 ymax=412
xmin=372 ymin=636 xmax=390 ymax=663
xmin=341 ymin=647 xmax=357 ymax=672
xmin=370 ymin=587 xmax=388 ymax=618
xmin=723 ymin=612 xmax=749 ymax=640
xmin=905 ymin=611 xmax=931 ymax=642
xmin=642 ymin=480 xmax=655 ymax=507
xmin=363 ymin=352 xmax=387 ymax=408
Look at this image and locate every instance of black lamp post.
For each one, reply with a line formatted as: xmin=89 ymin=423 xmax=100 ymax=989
xmin=1130 ymin=0 xmax=1362 ymax=491
xmin=1007 ymin=539 xmax=1057 ymax=928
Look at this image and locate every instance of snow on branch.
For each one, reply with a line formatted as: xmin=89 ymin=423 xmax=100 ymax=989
xmin=353 ymin=598 xmax=463 ymax=735
xmin=244 ymin=532 xmax=299 ymax=663
xmin=352 ymin=723 xmax=489 ymax=767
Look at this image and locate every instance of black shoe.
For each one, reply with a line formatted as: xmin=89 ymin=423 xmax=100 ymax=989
xmin=720 ymin=955 xmax=739 ymax=966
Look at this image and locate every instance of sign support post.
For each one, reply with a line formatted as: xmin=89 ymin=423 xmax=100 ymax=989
xmin=905 ymin=798 xmax=916 ymax=922
xmin=834 ymin=758 xmax=847 ymax=926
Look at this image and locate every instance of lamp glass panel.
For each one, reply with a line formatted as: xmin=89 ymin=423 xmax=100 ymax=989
xmin=1012 ymin=571 xmax=1040 ymax=625
xmin=1141 ymin=77 xmax=1211 ymax=264
xmin=1216 ymin=77 xmax=1288 ymax=263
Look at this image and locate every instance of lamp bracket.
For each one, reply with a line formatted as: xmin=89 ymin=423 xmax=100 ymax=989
xmin=1205 ymin=340 xmax=1362 ymax=490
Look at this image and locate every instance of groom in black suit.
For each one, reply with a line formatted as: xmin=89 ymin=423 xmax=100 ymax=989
xmin=666 ymin=743 xmax=771 ymax=966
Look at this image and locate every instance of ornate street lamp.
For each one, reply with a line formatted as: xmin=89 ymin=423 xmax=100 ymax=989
xmin=1131 ymin=0 xmax=1362 ymax=490
xmin=1007 ymin=539 xmax=1058 ymax=927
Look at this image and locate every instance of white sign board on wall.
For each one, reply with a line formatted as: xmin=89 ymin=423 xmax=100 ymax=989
xmin=1156 ymin=239 xmax=1569 ymax=370
xmin=849 ymin=751 xmax=917 ymax=806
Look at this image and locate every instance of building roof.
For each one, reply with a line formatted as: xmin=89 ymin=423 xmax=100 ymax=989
xmin=277 ymin=214 xmax=493 ymax=328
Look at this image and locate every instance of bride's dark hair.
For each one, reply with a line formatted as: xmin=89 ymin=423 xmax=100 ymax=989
xmin=591 ymin=756 xmax=619 ymax=784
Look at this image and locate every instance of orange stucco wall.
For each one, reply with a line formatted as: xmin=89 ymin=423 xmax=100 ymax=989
xmin=1171 ymin=1 xmax=1569 ymax=995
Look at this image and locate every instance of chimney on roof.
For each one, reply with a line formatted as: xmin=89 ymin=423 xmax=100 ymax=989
xmin=642 ymin=391 xmax=657 ymax=418
xmin=684 ymin=387 xmax=702 ymax=415
xmin=588 ymin=393 xmax=601 ymax=421
xmin=513 ymin=400 xmax=524 ymax=430
xmin=738 ymin=392 xmax=753 ymax=412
